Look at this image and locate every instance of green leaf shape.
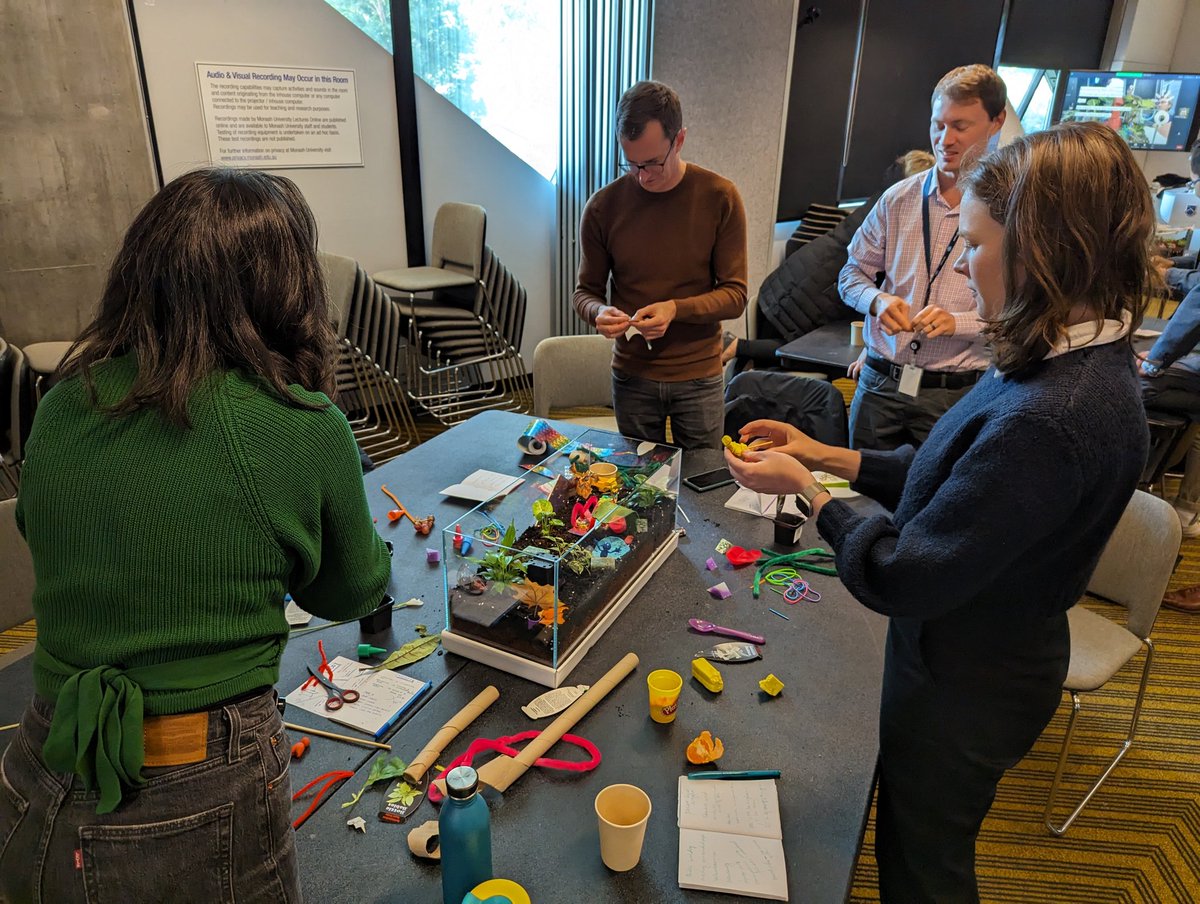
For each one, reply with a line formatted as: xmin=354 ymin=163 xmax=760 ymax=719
xmin=369 ymin=635 xmax=442 ymax=670
xmin=342 ymin=754 xmax=408 ymax=809
xmin=386 ymin=781 xmax=420 ymax=807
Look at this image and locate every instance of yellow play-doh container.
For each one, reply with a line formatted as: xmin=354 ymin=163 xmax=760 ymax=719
xmin=647 ymin=669 xmax=683 ymax=723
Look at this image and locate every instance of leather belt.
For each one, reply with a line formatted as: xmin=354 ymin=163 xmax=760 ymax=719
xmin=864 ymin=355 xmax=983 ymax=390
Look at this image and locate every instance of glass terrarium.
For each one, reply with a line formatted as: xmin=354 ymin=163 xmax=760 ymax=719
xmin=440 ymin=428 xmax=681 ymax=687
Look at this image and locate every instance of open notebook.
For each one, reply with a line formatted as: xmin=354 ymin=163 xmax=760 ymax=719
xmin=677 ymin=776 xmax=788 ymax=901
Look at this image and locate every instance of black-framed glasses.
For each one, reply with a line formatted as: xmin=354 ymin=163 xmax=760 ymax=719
xmin=619 ymin=134 xmax=678 ymax=175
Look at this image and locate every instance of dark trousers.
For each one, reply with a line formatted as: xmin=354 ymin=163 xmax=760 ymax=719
xmin=612 ymin=369 xmax=725 ymax=450
xmin=849 ymin=363 xmax=975 ymax=451
xmin=0 ymin=688 xmax=300 ymax=903
xmin=876 ymin=610 xmax=1069 ymax=903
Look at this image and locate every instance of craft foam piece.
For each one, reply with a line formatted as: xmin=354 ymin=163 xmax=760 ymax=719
xmin=758 ymin=673 xmax=785 ymax=697
xmin=708 ymin=582 xmax=732 ymax=600
xmin=705 ymin=557 xmax=718 ymax=572
xmin=426 ymin=548 xmax=440 ymax=564
xmin=636 ymin=518 xmax=649 ymax=533
xmin=346 ymin=816 xmax=367 ymax=832
xmin=714 ymin=538 xmax=732 ymax=554
xmin=460 ymin=537 xmax=473 ymax=556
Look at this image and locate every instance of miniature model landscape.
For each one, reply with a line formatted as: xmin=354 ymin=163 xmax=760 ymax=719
xmin=443 ymin=429 xmax=681 ymax=668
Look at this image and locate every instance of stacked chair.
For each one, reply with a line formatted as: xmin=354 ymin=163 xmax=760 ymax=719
xmin=322 ymin=252 xmax=419 ymax=465
xmin=372 ymin=202 xmax=532 ymax=426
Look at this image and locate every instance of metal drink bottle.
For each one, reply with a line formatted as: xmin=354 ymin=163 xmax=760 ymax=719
xmin=439 ymin=765 xmax=493 ymax=904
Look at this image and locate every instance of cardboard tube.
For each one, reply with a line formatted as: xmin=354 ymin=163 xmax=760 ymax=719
xmin=475 ymin=652 xmax=640 ymax=793
xmin=403 ymin=685 xmax=500 ymax=784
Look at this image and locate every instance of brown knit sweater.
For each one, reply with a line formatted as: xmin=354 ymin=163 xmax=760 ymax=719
xmin=572 ymin=164 xmax=748 ymax=381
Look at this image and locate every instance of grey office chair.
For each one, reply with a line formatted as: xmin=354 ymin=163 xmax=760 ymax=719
xmin=532 ymin=334 xmax=617 ymax=431
xmin=372 ymin=203 xmax=531 ymax=425
xmin=1043 ymin=489 xmax=1181 ymax=835
xmin=0 ymin=497 xmax=35 ymax=632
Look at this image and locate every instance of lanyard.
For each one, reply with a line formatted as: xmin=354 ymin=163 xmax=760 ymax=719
xmin=914 ymin=171 xmax=960 ymax=357
xmin=920 ymin=170 xmax=960 ymax=308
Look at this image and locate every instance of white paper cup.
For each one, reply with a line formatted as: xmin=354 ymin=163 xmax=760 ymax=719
xmin=595 ymin=784 xmax=652 ymax=871
xmin=849 ymin=321 xmax=865 ymax=347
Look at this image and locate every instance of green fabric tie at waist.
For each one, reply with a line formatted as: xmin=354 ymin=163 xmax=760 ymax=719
xmin=35 ymin=638 xmax=281 ymax=814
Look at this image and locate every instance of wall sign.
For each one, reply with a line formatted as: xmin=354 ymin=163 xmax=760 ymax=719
xmin=195 ymin=63 xmax=363 ymax=169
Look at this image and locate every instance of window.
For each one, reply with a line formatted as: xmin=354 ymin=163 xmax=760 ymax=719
xmin=323 ymin=0 xmax=559 ymax=181
xmin=998 ymin=65 xmax=1059 ymax=135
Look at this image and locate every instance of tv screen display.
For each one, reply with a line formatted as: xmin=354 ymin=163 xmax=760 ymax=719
xmin=1057 ymin=70 xmax=1200 ymax=151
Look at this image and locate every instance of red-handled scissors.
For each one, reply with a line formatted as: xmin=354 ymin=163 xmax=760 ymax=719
xmin=306 ymin=666 xmax=360 ymax=710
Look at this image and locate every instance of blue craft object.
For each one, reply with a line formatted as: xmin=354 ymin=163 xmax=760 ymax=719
xmin=593 ymin=535 xmax=631 ymax=559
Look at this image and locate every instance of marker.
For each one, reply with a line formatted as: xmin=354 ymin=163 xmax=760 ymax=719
xmin=687 ymin=770 xmax=781 ymax=781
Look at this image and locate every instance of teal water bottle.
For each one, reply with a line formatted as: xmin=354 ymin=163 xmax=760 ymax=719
xmin=439 ymin=766 xmax=492 ymax=904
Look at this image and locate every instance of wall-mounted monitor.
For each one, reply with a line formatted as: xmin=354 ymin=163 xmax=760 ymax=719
xmin=1054 ymin=70 xmax=1200 ymax=151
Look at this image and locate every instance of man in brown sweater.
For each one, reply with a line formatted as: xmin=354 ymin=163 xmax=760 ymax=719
xmin=572 ymin=80 xmax=748 ymax=449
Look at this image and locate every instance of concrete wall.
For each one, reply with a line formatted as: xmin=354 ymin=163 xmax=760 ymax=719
xmin=414 ymin=80 xmax=556 ymax=362
xmin=131 ymin=0 xmax=407 ymax=276
xmin=652 ymin=0 xmax=797 ymax=336
xmin=0 ymin=0 xmax=157 ymax=347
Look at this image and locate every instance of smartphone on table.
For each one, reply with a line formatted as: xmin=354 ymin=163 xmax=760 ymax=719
xmin=682 ymin=467 xmax=736 ymax=493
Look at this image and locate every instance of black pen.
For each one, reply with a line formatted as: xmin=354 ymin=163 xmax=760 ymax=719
xmin=687 ymin=770 xmax=781 ymax=780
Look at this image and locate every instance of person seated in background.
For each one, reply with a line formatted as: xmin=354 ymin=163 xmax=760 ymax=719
xmin=1151 ymin=145 xmax=1200 ymax=297
xmin=1139 ymin=288 xmax=1200 ymax=611
xmin=839 ymin=64 xmax=1006 ymax=450
xmin=2 ymin=168 xmax=391 ymax=902
xmin=721 ymin=149 xmax=935 ymax=372
xmin=724 ymin=122 xmax=1151 ymax=902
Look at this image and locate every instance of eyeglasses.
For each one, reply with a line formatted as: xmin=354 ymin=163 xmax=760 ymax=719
xmin=619 ymin=134 xmax=678 ymax=176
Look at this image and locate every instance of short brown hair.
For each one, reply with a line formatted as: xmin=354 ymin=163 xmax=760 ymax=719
xmin=61 ymin=168 xmax=336 ymax=427
xmin=933 ymin=64 xmax=1007 ymax=119
xmin=959 ymin=121 xmax=1155 ymax=374
xmin=617 ymin=81 xmax=682 ymax=141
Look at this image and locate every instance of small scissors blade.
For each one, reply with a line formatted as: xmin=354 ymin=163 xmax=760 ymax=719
xmin=306 ymin=666 xmax=360 ymax=710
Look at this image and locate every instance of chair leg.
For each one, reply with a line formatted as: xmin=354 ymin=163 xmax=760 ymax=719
xmin=1044 ymin=639 xmax=1154 ymax=835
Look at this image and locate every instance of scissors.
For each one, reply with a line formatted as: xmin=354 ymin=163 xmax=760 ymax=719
xmin=306 ymin=665 xmax=360 ymax=710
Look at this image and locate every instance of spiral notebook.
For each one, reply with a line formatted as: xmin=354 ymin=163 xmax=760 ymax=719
xmin=676 ymin=776 xmax=788 ymax=901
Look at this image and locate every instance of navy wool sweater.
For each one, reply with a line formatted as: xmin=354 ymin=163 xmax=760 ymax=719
xmin=818 ymin=340 xmax=1148 ymax=623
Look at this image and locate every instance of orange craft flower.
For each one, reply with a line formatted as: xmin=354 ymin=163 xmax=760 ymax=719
xmin=686 ymin=730 xmax=725 ymax=764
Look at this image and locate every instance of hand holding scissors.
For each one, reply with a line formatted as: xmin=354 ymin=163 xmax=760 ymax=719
xmin=306 ymin=665 xmax=360 ymax=710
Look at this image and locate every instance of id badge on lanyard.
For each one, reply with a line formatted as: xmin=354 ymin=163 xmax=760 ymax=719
xmin=905 ymin=172 xmax=959 ymax=398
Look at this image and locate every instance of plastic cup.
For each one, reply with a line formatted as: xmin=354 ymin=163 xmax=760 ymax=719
xmin=595 ymin=784 xmax=652 ymax=871
xmin=647 ymin=669 xmax=683 ymax=723
xmin=849 ymin=320 xmax=865 ymax=347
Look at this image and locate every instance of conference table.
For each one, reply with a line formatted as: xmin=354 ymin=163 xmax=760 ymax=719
xmin=0 ymin=410 xmax=887 ymax=903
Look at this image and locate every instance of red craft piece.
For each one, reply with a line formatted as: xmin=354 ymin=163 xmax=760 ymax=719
xmin=725 ymin=546 xmax=762 ymax=566
xmin=428 ymin=731 xmax=601 ymax=804
xmin=387 ymin=509 xmax=404 ymax=523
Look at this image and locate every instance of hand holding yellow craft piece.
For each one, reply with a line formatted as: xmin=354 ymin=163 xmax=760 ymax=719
xmin=721 ymin=435 xmax=773 ymax=460
xmin=686 ymin=730 xmax=725 ymax=764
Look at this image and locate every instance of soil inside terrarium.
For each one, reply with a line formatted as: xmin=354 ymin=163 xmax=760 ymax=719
xmin=446 ymin=494 xmax=677 ymax=666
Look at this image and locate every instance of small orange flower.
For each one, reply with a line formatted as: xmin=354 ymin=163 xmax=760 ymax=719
xmin=686 ymin=730 xmax=725 ymax=764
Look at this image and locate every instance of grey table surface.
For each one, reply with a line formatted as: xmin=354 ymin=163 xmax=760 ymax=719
xmin=775 ymin=322 xmax=862 ymax=378
xmin=1 ymin=410 xmax=888 ymax=904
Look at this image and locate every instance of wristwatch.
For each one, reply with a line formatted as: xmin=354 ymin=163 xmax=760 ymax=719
xmin=794 ymin=479 xmax=830 ymax=517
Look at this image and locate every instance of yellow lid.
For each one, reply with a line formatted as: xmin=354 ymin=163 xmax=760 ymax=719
xmin=464 ymin=878 xmax=531 ymax=904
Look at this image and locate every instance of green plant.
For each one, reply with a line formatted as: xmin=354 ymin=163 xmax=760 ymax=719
xmin=531 ymin=498 xmax=563 ymax=534
xmin=471 ymin=521 xmax=528 ymax=587
xmin=561 ymin=544 xmax=592 ymax=575
xmin=628 ymin=480 xmax=669 ymax=511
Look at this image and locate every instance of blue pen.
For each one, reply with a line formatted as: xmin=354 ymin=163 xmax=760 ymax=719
xmin=687 ymin=770 xmax=781 ymax=780
xmin=373 ymin=679 xmax=432 ymax=740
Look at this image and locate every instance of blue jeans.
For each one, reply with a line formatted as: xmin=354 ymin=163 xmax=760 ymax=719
xmin=611 ymin=369 xmax=724 ymax=450
xmin=0 ymin=688 xmax=300 ymax=903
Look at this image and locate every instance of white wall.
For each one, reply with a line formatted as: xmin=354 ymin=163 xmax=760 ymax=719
xmin=131 ymin=0 xmax=406 ymax=275
xmin=414 ymin=80 xmax=556 ymax=362
xmin=652 ymin=0 xmax=798 ymax=337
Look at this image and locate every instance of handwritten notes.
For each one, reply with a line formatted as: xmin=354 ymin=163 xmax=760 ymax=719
xmin=677 ymin=776 xmax=787 ymax=901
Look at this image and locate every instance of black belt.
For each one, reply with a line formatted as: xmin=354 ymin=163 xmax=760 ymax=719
xmin=864 ymin=355 xmax=983 ymax=390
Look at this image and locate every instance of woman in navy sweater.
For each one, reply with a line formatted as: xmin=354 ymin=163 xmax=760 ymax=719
xmin=726 ymin=121 xmax=1152 ymax=903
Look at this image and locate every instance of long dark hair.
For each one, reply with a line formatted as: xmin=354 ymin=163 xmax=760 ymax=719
xmin=60 ymin=168 xmax=336 ymax=426
xmin=959 ymin=121 xmax=1157 ymax=373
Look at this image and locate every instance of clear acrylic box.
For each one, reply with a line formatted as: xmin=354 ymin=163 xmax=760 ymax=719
xmin=440 ymin=428 xmax=682 ymax=686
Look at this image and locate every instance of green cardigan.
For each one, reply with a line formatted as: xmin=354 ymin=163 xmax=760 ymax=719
xmin=16 ymin=355 xmax=390 ymax=809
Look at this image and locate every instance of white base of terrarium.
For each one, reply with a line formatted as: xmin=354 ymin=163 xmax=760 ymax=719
xmin=441 ymin=529 xmax=682 ymax=688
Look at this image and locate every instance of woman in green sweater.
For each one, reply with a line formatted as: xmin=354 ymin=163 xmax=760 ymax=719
xmin=2 ymin=169 xmax=391 ymax=902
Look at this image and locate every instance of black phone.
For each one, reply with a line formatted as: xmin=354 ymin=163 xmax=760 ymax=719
xmin=683 ymin=467 xmax=736 ymax=492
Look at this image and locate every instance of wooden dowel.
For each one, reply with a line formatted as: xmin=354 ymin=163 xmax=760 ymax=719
xmin=0 ymin=723 xmax=18 ymax=732
xmin=283 ymin=721 xmax=392 ymax=751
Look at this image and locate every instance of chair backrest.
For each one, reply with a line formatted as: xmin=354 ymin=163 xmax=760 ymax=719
xmin=0 ymin=497 xmax=35 ymax=631
xmin=533 ymin=335 xmax=614 ymax=415
xmin=430 ymin=203 xmax=487 ymax=280
xmin=0 ymin=337 xmax=12 ymax=457
xmin=1086 ymin=490 xmax=1181 ymax=639
xmin=320 ymin=251 xmax=359 ymax=340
